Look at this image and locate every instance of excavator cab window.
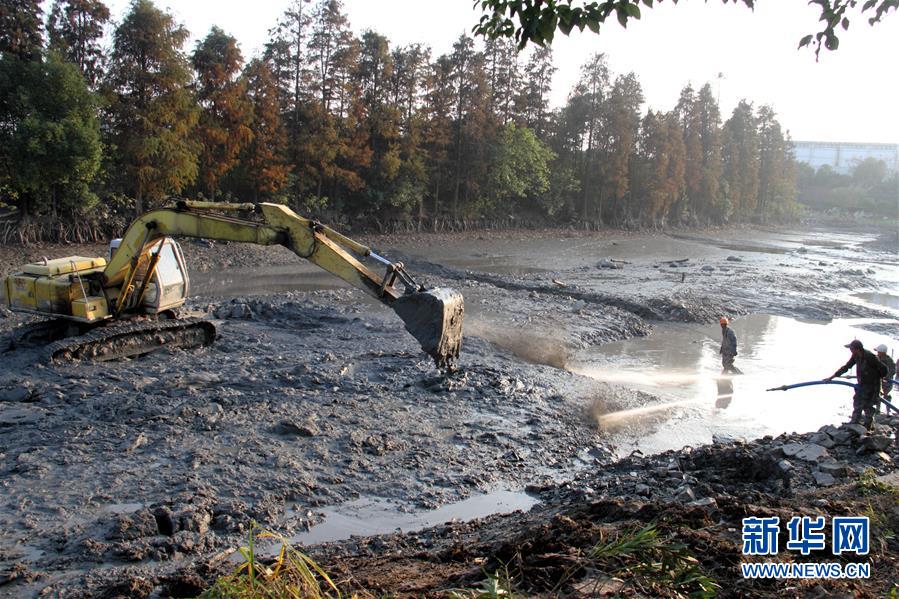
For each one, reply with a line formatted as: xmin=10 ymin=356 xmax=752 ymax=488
xmin=142 ymin=239 xmax=189 ymax=312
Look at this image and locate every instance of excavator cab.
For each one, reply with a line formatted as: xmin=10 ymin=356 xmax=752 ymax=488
xmin=108 ymin=237 xmax=189 ymax=315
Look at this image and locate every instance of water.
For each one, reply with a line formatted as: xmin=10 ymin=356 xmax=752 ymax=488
xmin=570 ymin=314 xmax=898 ymax=456
xmin=288 ymin=490 xmax=538 ymax=546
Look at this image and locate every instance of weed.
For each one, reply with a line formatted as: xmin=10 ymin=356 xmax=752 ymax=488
xmin=578 ymin=525 xmax=718 ymax=599
xmin=856 ymin=468 xmax=898 ymax=496
xmin=198 ymin=522 xmax=346 ymax=599
xmin=448 ymin=564 xmax=515 ymax=599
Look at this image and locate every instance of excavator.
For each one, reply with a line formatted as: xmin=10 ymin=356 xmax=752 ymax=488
xmin=2 ymin=200 xmax=464 ymax=367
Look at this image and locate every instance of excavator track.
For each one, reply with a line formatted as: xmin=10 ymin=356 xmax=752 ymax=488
xmin=44 ymin=318 xmax=217 ymax=363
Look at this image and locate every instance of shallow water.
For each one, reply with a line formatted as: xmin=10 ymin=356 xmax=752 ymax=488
xmin=571 ymin=314 xmax=899 ymax=456
xmin=288 ymin=490 xmax=538 ymax=546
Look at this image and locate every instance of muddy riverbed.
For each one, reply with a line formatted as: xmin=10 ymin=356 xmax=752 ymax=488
xmin=0 ymin=223 xmax=897 ymax=597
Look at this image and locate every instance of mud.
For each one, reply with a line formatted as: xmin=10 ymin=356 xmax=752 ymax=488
xmin=0 ymin=223 xmax=897 ymax=597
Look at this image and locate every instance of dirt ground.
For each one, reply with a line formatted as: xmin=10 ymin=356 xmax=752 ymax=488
xmin=0 ymin=223 xmax=897 ymax=597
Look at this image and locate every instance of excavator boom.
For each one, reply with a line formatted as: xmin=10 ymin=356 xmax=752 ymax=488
xmin=5 ymin=201 xmax=464 ymax=367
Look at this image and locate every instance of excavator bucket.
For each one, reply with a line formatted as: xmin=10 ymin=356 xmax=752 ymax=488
xmin=392 ymin=287 xmax=464 ymax=369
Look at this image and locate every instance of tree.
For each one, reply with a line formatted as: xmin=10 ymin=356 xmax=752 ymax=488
xmin=695 ymin=83 xmax=725 ymax=222
xmin=674 ymin=84 xmax=702 ymax=222
xmin=485 ymin=124 xmax=555 ymax=213
xmin=721 ymin=100 xmax=760 ymax=218
xmin=0 ymin=0 xmax=43 ymax=60
xmin=0 ymin=53 xmax=101 ymax=220
xmin=603 ymin=71 xmax=643 ymax=223
xmin=192 ymin=27 xmax=253 ymax=199
xmin=46 ymin=0 xmax=110 ymax=87
xmin=106 ymin=0 xmax=199 ymax=214
xmin=235 ymin=58 xmax=290 ymax=201
xmin=517 ymin=46 xmax=555 ymax=137
xmin=569 ymin=52 xmax=610 ymax=221
xmin=308 ymin=0 xmax=353 ymax=113
xmin=473 ymin=0 xmax=897 ymax=58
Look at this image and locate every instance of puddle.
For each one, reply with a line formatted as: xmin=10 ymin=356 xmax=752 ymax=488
xmin=569 ymin=314 xmax=899 ymax=456
xmin=288 ymin=490 xmax=538 ymax=546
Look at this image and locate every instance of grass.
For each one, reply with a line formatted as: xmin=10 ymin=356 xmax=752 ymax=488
xmin=198 ymin=523 xmax=718 ymax=598
xmin=856 ymin=467 xmax=898 ymax=496
xmin=556 ymin=525 xmax=719 ymax=599
xmin=197 ymin=523 xmax=349 ymax=599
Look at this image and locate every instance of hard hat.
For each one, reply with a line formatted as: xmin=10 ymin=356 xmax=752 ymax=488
xmin=875 ymin=343 xmax=888 ymax=353
xmin=719 ymin=317 xmax=728 ymax=325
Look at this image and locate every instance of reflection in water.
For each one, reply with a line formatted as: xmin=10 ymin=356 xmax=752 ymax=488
xmin=715 ymin=377 xmax=734 ymax=409
xmin=570 ymin=314 xmax=899 ymax=456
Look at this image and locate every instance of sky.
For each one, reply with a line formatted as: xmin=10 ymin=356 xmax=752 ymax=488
xmin=97 ymin=0 xmax=899 ymax=144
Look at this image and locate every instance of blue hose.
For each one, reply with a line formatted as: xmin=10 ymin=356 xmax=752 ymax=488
xmin=767 ymin=379 xmax=899 ymax=413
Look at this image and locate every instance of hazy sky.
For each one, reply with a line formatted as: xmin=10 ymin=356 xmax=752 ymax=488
xmin=99 ymin=0 xmax=899 ymax=144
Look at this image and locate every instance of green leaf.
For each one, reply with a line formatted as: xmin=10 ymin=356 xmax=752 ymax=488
xmin=617 ymin=9 xmax=629 ymax=27
xmin=587 ymin=18 xmax=600 ymax=32
xmin=798 ymin=34 xmax=813 ymax=47
xmin=623 ymin=2 xmax=642 ymax=18
xmin=841 ymin=16 xmax=849 ymax=30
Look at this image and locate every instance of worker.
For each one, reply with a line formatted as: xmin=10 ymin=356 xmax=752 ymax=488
xmin=719 ymin=317 xmax=741 ymax=374
xmin=825 ymin=339 xmax=887 ymax=429
xmin=875 ymin=343 xmax=896 ymax=413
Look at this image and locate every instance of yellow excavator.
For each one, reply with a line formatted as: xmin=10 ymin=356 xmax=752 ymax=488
xmin=2 ymin=200 xmax=464 ymax=367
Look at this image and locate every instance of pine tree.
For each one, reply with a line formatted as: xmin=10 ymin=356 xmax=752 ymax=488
xmin=46 ymin=0 xmax=110 ymax=87
xmin=192 ymin=27 xmax=253 ymax=199
xmin=518 ymin=46 xmax=555 ymax=137
xmin=603 ymin=72 xmax=643 ymax=223
xmin=237 ymin=58 xmax=290 ymax=202
xmin=721 ymin=100 xmax=760 ymax=219
xmin=106 ymin=0 xmax=199 ymax=214
xmin=0 ymin=0 xmax=43 ymax=60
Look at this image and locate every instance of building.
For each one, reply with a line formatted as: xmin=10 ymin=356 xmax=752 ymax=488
xmin=792 ymin=141 xmax=899 ymax=174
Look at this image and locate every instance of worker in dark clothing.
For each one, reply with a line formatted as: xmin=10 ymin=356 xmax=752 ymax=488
xmin=826 ymin=340 xmax=888 ymax=428
xmin=875 ymin=343 xmax=895 ymax=413
xmin=719 ymin=317 xmax=742 ymax=374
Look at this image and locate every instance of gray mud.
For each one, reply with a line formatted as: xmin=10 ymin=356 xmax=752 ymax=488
xmin=0 ymin=223 xmax=897 ymax=597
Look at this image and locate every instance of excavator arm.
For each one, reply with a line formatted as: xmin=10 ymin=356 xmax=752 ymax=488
xmin=103 ymin=201 xmax=463 ymax=367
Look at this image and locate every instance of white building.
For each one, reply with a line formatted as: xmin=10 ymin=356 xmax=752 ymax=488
xmin=793 ymin=141 xmax=899 ymax=174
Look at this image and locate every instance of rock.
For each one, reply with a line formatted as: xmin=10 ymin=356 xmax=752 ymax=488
xmin=687 ymin=497 xmax=718 ymax=509
xmin=842 ymin=423 xmax=868 ymax=437
xmin=0 ymin=306 xmax=11 ymax=319
xmin=817 ymin=462 xmax=848 ymax=477
xmin=726 ymin=256 xmax=742 ymax=262
xmin=777 ymin=459 xmax=794 ymax=473
xmin=597 ymin=259 xmax=620 ymax=269
xmin=675 ymin=486 xmax=695 ymax=502
xmin=876 ymin=451 xmax=892 ymax=463
xmin=829 ymin=430 xmax=853 ymax=445
xmin=0 ymin=385 xmax=33 ymax=403
xmin=634 ymin=484 xmax=652 ymax=496
xmin=861 ymin=435 xmax=892 ymax=452
xmin=807 ymin=433 xmax=835 ymax=448
xmin=273 ymin=420 xmax=319 ymax=437
xmin=813 ymin=471 xmax=836 ymax=486
xmin=782 ymin=443 xmax=829 ymax=463
xmin=701 ymin=265 xmax=715 ymax=272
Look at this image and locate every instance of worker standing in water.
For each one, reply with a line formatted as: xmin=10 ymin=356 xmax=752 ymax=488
xmin=719 ymin=317 xmax=742 ymax=374
xmin=875 ymin=343 xmax=896 ymax=413
xmin=826 ymin=340 xmax=887 ymax=429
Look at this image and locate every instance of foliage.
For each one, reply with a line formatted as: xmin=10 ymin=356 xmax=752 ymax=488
xmin=472 ymin=0 xmax=898 ymax=58
xmin=192 ymin=26 xmax=253 ymax=198
xmin=485 ymin=124 xmax=555 ymax=212
xmin=0 ymin=0 xmax=809 ymax=239
xmin=857 ymin=467 xmax=898 ymax=496
xmin=0 ymin=0 xmax=43 ymax=60
xmin=198 ymin=523 xmax=346 ymax=599
xmin=46 ymin=0 xmax=110 ymax=87
xmin=105 ymin=0 xmax=199 ymax=214
xmin=0 ymin=52 xmax=101 ymax=219
xmin=581 ymin=525 xmax=718 ymax=598
xmin=449 ymin=565 xmax=516 ymax=598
